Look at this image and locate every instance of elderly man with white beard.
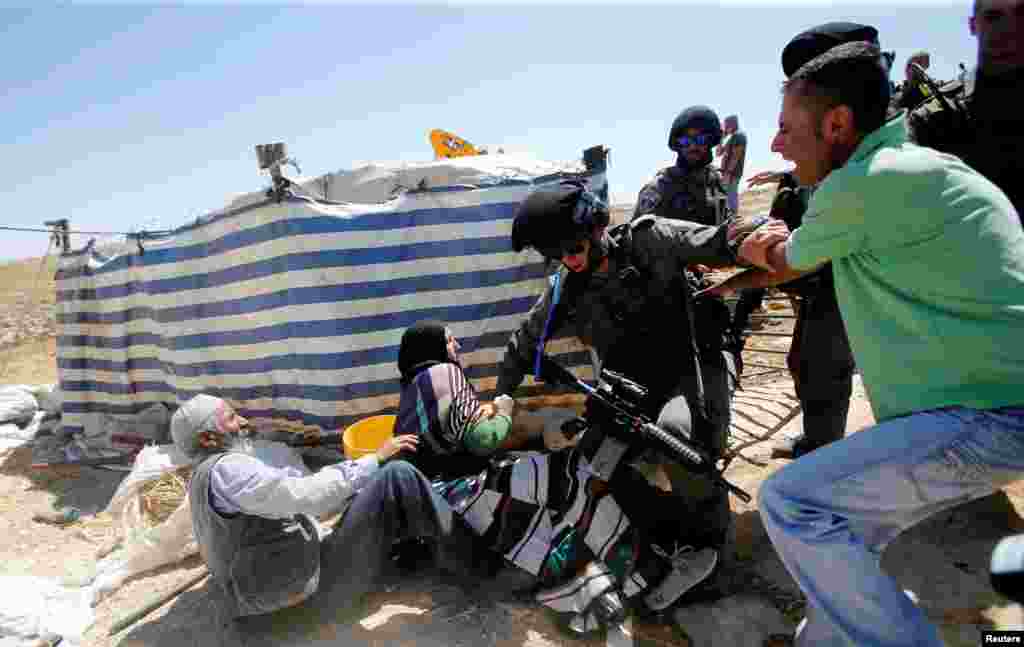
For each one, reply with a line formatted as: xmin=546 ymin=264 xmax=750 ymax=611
xmin=170 ymin=394 xmax=472 ymax=629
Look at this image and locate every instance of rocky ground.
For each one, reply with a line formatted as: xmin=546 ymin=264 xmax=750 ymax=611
xmin=0 ymin=255 xmax=58 ymax=353
xmin=2 ymin=188 xmax=1022 ymax=646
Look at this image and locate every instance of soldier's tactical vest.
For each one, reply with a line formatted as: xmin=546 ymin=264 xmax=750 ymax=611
xmin=560 ymin=216 xmax=733 ymax=409
xmin=651 ymin=167 xmax=730 ymax=226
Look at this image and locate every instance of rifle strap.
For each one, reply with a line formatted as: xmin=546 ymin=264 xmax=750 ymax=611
xmin=618 ymin=216 xmax=709 ymax=421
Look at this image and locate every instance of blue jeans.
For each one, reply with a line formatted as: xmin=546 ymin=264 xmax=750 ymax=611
xmin=759 ymin=405 xmax=1024 ymax=646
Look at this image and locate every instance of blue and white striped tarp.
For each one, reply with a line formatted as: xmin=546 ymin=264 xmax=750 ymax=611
xmin=54 ymin=168 xmax=604 ymax=463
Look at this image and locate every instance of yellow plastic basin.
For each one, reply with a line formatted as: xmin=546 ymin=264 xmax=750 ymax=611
xmin=342 ymin=415 xmax=396 ymax=459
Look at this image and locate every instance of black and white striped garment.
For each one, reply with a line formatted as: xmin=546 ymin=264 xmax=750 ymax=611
xmin=438 ymin=445 xmax=651 ymax=602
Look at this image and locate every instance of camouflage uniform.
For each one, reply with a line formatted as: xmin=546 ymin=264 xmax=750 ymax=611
xmin=496 ymin=216 xmax=738 ymax=549
xmin=631 ymin=165 xmax=731 ymax=226
xmin=631 ymin=140 xmax=737 ymax=370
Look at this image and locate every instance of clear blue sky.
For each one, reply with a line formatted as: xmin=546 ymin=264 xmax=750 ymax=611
xmin=1 ymin=1 xmax=977 ymax=261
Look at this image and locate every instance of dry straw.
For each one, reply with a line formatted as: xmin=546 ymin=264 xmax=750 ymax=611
xmin=138 ymin=467 xmax=192 ymax=527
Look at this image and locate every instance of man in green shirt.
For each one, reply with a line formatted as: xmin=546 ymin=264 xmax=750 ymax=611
xmin=734 ymin=40 xmax=1024 ymax=646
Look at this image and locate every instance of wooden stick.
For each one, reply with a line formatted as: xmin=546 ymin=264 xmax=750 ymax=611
xmin=108 ymin=568 xmax=209 ymax=636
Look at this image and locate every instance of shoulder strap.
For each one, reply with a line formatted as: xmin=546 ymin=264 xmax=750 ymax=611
xmin=533 ymin=270 xmax=565 ymax=380
xmin=619 ymin=216 xmax=708 ymax=420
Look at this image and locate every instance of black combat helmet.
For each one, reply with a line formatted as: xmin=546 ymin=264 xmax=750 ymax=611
xmin=511 ymin=180 xmax=610 ymax=260
xmin=667 ymin=106 xmax=722 ymax=170
xmin=782 ymin=22 xmax=880 ymax=77
xmin=667 ymin=105 xmax=723 ymax=153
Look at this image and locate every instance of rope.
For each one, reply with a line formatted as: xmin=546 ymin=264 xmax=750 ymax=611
xmin=0 ymin=224 xmax=171 ymax=237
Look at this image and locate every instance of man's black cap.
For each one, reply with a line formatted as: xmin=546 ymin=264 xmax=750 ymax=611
xmin=782 ymin=22 xmax=880 ymax=77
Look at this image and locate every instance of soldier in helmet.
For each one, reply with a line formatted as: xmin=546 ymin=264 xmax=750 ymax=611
xmin=633 ymin=106 xmax=743 ymax=373
xmin=494 ymin=179 xmax=766 ymax=623
xmin=907 ymin=0 xmax=1024 ymax=219
xmin=632 ymin=105 xmax=730 ymax=227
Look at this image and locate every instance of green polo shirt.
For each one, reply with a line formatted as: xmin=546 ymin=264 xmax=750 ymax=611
xmin=786 ymin=114 xmax=1024 ymax=421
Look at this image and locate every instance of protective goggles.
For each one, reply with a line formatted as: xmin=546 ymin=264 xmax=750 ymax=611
xmin=676 ymin=133 xmax=714 ymax=148
xmin=539 ymin=239 xmax=587 ymax=261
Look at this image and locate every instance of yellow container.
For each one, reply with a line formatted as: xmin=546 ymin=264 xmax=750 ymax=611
xmin=342 ymin=415 xmax=396 ymax=459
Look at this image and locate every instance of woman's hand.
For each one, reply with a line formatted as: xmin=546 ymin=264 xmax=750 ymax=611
xmin=493 ymin=394 xmax=516 ymax=418
xmin=479 ymin=396 xmax=515 ymax=420
xmin=375 ymin=434 xmax=420 ymax=463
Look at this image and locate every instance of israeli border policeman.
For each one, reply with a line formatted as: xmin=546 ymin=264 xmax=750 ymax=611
xmin=496 ymin=180 xmax=758 ymax=608
xmin=632 ymin=105 xmax=731 ymax=227
xmin=767 ymin=22 xmax=874 ymax=459
xmin=907 ymin=0 xmax=1024 ymax=219
xmin=632 ymin=106 xmax=744 ymax=366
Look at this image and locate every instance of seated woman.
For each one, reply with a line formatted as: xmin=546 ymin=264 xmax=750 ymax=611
xmin=395 ymin=319 xmax=526 ymax=481
xmin=395 ymin=322 xmax=716 ymax=635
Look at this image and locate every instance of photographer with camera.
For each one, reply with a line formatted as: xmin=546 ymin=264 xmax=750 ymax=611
xmin=492 ymin=179 xmax=757 ymax=620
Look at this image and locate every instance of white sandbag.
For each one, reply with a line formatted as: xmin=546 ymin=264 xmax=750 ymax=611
xmin=0 ymin=412 xmax=45 ymax=451
xmin=0 ymin=576 xmax=94 ymax=646
xmin=104 ymin=444 xmax=190 ymax=519
xmin=26 ymin=385 xmax=61 ymax=416
xmin=90 ymin=502 xmax=198 ymax=606
xmin=0 ymin=387 xmax=37 ymax=426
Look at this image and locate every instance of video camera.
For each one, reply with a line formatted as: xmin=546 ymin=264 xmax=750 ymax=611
xmin=537 ymin=355 xmax=751 ymax=503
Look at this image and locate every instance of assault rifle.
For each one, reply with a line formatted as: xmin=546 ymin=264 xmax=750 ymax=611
xmin=536 ymin=354 xmax=751 ymax=503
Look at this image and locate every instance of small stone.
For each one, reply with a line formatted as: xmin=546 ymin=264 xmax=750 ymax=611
xmin=673 ymin=594 xmax=792 ymax=647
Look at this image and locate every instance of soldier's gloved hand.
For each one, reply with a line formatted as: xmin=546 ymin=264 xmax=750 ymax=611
xmin=494 ymin=394 xmax=516 ymax=418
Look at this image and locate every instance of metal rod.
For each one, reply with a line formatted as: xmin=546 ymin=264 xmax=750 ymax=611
xmin=744 ymin=331 xmax=793 ymax=338
xmin=742 ymin=348 xmax=789 ymax=355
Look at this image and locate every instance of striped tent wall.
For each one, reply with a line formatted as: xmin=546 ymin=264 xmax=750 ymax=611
xmin=55 ymin=175 xmax=602 ymax=459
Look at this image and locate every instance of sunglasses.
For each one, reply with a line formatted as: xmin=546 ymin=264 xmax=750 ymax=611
xmin=676 ymin=134 xmax=713 ymax=148
xmin=540 ymin=240 xmax=587 ymax=261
